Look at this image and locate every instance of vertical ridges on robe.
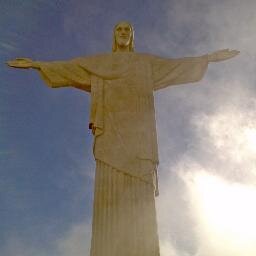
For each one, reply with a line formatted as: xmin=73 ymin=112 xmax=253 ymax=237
xmin=90 ymin=160 xmax=160 ymax=256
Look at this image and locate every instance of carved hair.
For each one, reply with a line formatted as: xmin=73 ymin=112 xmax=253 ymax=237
xmin=112 ymin=21 xmax=135 ymax=52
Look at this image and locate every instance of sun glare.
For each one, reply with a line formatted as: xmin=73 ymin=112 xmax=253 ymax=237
xmin=244 ymin=128 xmax=256 ymax=153
xmin=187 ymin=172 xmax=256 ymax=255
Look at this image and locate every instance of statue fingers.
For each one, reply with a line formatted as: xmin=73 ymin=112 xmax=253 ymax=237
xmin=6 ymin=59 xmax=21 ymax=67
xmin=209 ymin=49 xmax=239 ymax=62
xmin=224 ymin=50 xmax=240 ymax=59
xmin=6 ymin=58 xmax=33 ymax=68
xmin=230 ymin=50 xmax=240 ymax=56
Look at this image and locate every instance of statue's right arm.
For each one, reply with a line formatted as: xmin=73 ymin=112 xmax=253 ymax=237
xmin=6 ymin=57 xmax=91 ymax=92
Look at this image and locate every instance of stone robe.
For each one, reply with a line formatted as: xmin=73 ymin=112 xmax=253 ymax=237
xmin=37 ymin=52 xmax=208 ymax=256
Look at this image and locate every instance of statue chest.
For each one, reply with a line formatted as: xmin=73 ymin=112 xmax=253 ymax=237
xmin=104 ymin=59 xmax=153 ymax=113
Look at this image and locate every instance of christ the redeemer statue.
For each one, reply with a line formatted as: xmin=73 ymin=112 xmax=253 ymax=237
xmin=7 ymin=21 xmax=239 ymax=256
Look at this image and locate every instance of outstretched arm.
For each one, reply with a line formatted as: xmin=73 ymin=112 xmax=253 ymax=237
xmin=6 ymin=57 xmax=91 ymax=92
xmin=7 ymin=58 xmax=40 ymax=69
xmin=207 ymin=49 xmax=240 ymax=62
xmin=152 ymin=49 xmax=239 ymax=90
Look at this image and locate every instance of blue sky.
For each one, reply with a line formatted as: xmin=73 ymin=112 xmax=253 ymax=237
xmin=1 ymin=0 xmax=256 ymax=255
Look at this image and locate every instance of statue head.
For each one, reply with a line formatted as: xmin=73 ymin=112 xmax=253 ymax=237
xmin=112 ymin=21 xmax=134 ymax=52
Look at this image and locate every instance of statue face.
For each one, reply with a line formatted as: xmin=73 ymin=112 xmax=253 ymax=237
xmin=114 ymin=22 xmax=132 ymax=48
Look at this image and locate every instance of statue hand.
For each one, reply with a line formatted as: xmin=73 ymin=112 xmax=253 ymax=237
xmin=208 ymin=49 xmax=240 ymax=62
xmin=6 ymin=58 xmax=34 ymax=69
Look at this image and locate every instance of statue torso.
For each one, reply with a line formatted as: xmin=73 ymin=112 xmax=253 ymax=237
xmin=90 ymin=53 xmax=159 ymax=178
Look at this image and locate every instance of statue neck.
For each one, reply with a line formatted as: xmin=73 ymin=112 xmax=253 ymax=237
xmin=115 ymin=45 xmax=130 ymax=52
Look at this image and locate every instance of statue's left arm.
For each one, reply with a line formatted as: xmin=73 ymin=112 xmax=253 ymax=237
xmin=152 ymin=49 xmax=239 ymax=90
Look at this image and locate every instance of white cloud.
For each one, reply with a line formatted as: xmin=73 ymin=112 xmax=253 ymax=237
xmin=157 ymin=155 xmax=256 ymax=256
xmin=183 ymin=170 xmax=256 ymax=256
xmin=191 ymin=92 xmax=256 ymax=184
xmin=156 ymin=86 xmax=256 ymax=255
xmin=160 ymin=240 xmax=179 ymax=256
